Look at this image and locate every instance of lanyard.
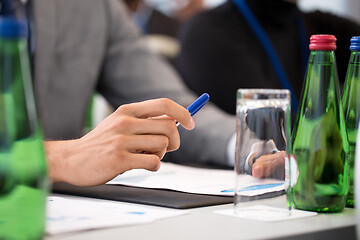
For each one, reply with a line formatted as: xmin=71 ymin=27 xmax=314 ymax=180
xmin=232 ymin=0 xmax=309 ymax=113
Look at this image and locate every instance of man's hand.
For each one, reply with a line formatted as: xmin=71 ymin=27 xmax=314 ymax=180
xmin=250 ymin=151 xmax=285 ymax=179
xmin=45 ymin=98 xmax=195 ymax=187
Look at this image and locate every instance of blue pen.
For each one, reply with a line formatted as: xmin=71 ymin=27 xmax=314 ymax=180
xmin=187 ymin=93 xmax=210 ymax=116
xmin=176 ymin=93 xmax=210 ymax=126
xmin=140 ymin=93 xmax=210 ymax=154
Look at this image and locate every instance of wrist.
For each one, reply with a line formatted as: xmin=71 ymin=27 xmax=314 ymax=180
xmin=44 ymin=140 xmax=72 ymax=184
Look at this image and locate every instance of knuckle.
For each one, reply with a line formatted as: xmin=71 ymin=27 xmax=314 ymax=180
xmin=114 ymin=152 xmax=131 ymax=171
xmin=148 ymin=157 xmax=161 ymax=171
xmin=158 ymin=98 xmax=172 ymax=110
xmin=171 ymin=140 xmax=180 ymax=151
xmin=116 ymin=115 xmax=133 ymax=128
xmin=158 ymin=136 xmax=169 ymax=148
xmin=158 ymin=150 xmax=166 ymax=160
xmin=168 ymin=137 xmax=180 ymax=152
xmin=115 ymin=104 xmax=130 ymax=115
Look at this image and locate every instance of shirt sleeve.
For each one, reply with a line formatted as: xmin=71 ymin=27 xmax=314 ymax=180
xmin=98 ymin=0 xmax=236 ymax=166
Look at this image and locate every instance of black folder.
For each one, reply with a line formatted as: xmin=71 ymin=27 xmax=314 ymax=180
xmin=52 ymin=183 xmax=234 ymax=209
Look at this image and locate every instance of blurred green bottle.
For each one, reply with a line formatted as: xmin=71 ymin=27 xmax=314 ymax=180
xmin=0 ymin=17 xmax=48 ymax=239
xmin=291 ymin=35 xmax=349 ymax=213
xmin=342 ymin=36 xmax=360 ymax=208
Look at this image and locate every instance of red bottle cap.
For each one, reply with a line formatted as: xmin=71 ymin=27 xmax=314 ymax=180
xmin=309 ymin=34 xmax=337 ymax=51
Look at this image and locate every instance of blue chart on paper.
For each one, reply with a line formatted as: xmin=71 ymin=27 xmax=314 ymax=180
xmin=221 ymin=183 xmax=284 ymax=193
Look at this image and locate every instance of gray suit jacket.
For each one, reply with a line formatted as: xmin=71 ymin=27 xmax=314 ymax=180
xmin=33 ymin=0 xmax=235 ymax=166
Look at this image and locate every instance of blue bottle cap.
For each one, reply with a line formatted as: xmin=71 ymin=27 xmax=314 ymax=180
xmin=350 ymin=36 xmax=360 ymax=51
xmin=0 ymin=17 xmax=27 ymax=38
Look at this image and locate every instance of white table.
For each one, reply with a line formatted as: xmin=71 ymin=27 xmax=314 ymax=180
xmin=44 ymin=194 xmax=357 ymax=240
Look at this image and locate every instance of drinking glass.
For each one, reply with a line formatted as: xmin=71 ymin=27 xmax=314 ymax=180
xmin=234 ymin=89 xmax=292 ymax=220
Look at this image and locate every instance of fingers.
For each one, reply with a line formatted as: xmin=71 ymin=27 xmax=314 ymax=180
xmin=118 ymin=118 xmax=181 ymax=152
xmin=126 ymin=153 xmax=162 ymax=172
xmin=54 ymin=98 xmax=198 ymax=187
xmin=127 ymin=135 xmax=169 ymax=159
xmin=252 ymin=151 xmax=286 ymax=179
xmin=116 ymin=98 xmax=195 ymax=130
xmin=112 ymin=98 xmax=198 ymax=151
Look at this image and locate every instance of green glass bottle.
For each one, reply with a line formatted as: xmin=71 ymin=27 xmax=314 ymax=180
xmin=0 ymin=17 xmax=48 ymax=239
xmin=342 ymin=36 xmax=360 ymax=208
xmin=291 ymin=35 xmax=349 ymax=213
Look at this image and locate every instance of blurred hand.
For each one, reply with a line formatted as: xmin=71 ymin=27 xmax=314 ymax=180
xmin=250 ymin=151 xmax=285 ymax=179
xmin=45 ymin=98 xmax=195 ymax=186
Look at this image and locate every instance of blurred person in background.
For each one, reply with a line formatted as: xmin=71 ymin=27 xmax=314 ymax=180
xmin=177 ymin=0 xmax=360 ymax=115
xmin=122 ymin=0 xmax=206 ymax=65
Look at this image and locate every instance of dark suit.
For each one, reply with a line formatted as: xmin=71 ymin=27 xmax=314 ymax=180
xmin=177 ymin=0 xmax=360 ymax=115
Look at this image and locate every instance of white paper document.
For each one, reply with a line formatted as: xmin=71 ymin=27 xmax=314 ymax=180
xmin=108 ymin=162 xmax=284 ymax=196
xmin=46 ymin=196 xmax=188 ymax=235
